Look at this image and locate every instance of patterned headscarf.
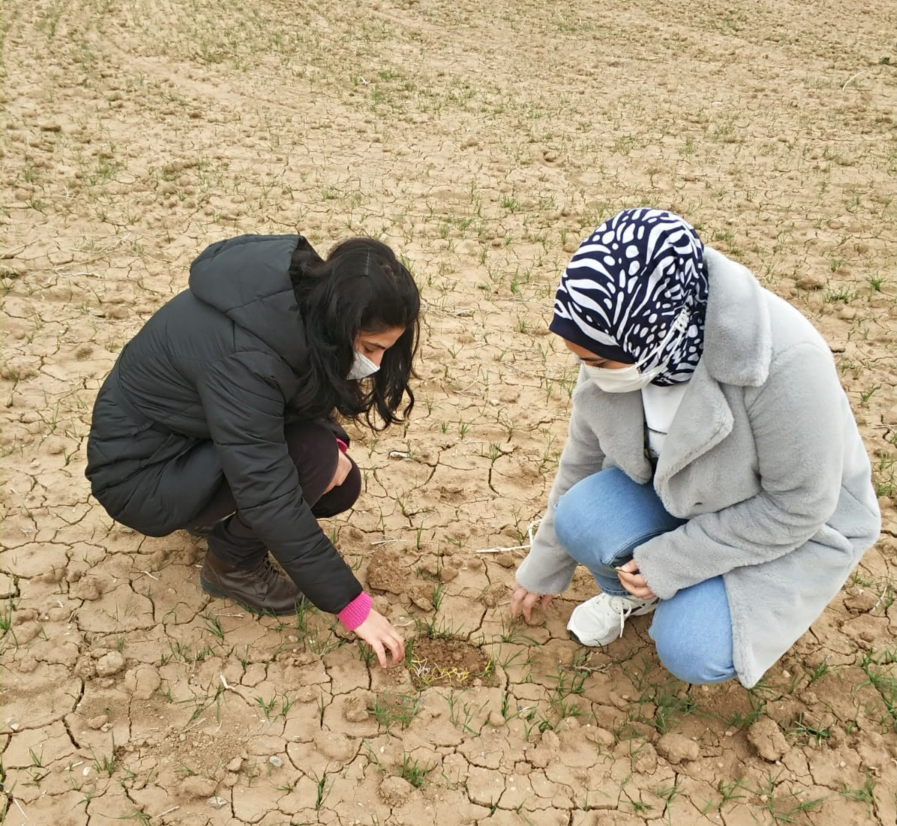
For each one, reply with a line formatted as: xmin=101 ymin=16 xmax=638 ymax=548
xmin=549 ymin=208 xmax=709 ymax=386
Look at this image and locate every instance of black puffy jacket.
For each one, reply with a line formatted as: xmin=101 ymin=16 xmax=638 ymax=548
xmin=85 ymin=234 xmax=362 ymax=614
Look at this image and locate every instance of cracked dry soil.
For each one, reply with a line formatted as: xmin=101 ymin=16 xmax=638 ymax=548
xmin=1 ymin=1 xmax=895 ymax=825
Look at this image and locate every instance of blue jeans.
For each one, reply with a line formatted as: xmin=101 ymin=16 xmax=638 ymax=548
xmin=554 ymin=468 xmax=736 ymax=685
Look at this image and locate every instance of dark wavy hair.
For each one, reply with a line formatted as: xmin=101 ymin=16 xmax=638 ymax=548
xmin=290 ymin=237 xmax=419 ymax=430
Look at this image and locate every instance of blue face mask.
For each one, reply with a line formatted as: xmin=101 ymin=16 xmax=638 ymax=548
xmin=347 ymin=350 xmax=379 ymax=380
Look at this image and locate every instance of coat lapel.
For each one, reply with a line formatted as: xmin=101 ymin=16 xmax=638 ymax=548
xmin=653 ymin=247 xmax=770 ymax=487
xmin=589 ymin=387 xmax=654 ymax=484
xmin=653 ymin=358 xmax=734 ymax=487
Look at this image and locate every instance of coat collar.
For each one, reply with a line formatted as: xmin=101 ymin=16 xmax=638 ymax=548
xmin=701 ymin=247 xmax=772 ymax=388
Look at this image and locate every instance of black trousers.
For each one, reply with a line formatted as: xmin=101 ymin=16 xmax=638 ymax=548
xmin=186 ymin=422 xmax=361 ymax=569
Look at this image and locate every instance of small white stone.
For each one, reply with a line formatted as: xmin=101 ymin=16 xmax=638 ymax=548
xmin=269 ymin=756 xmax=283 ymax=768
xmin=207 ymin=796 xmax=228 ymax=809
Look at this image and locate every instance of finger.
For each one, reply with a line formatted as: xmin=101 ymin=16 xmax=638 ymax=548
xmin=618 ymin=560 xmax=638 ymax=573
xmin=540 ymin=595 xmax=552 ymax=610
xmin=372 ymin=641 xmax=388 ymax=669
xmin=620 ymin=579 xmax=643 ymax=598
xmin=523 ymin=594 xmax=542 ymax=623
xmin=395 ymin=642 xmax=406 ymax=664
xmin=389 ymin=634 xmax=405 ymax=664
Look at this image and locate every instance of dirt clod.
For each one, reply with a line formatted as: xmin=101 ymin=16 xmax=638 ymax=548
xmin=656 ymin=733 xmax=700 ymax=764
xmin=367 ymin=549 xmax=408 ymax=594
xmin=179 ymin=776 xmax=218 ymax=799
xmin=95 ymin=651 xmax=125 ymax=677
xmin=379 ymin=775 xmax=415 ymax=805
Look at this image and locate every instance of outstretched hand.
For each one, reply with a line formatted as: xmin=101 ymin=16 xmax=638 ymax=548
xmin=509 ymin=585 xmax=553 ymax=623
xmin=353 ymin=609 xmax=405 ymax=668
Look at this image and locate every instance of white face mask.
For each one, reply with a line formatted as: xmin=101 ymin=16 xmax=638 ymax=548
xmin=347 ymin=350 xmax=380 ymax=380
xmin=581 ymin=309 xmax=690 ymax=394
xmin=582 ymin=362 xmax=659 ymax=393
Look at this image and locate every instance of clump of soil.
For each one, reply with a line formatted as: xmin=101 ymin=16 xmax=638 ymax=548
xmin=366 ymin=548 xmax=408 ymax=595
xmin=407 ymin=636 xmax=490 ymax=689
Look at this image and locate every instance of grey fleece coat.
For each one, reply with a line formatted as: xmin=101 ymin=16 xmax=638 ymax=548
xmin=516 ymin=248 xmax=881 ymax=687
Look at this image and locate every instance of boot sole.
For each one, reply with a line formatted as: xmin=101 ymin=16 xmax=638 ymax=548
xmin=200 ymin=574 xmax=303 ymax=617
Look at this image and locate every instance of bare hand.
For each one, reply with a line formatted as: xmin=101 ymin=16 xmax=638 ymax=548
xmin=510 ymin=585 xmax=553 ymax=623
xmin=325 ymin=450 xmax=353 ymax=493
xmin=616 ymin=560 xmax=656 ymax=600
xmin=353 ymin=609 xmax=405 ymax=668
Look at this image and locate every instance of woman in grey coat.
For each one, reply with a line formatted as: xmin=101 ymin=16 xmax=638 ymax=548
xmin=510 ymin=208 xmax=881 ymax=688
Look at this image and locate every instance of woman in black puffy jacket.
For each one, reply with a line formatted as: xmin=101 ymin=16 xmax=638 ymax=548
xmin=86 ymin=234 xmax=419 ymax=668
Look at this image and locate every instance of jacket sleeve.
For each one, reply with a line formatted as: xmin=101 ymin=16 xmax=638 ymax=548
xmin=635 ymin=342 xmax=846 ymax=599
xmin=515 ymin=384 xmax=607 ymax=594
xmin=197 ymin=351 xmax=363 ymax=614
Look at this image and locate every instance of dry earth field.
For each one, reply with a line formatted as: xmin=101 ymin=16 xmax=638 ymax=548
xmin=1 ymin=1 xmax=896 ymax=825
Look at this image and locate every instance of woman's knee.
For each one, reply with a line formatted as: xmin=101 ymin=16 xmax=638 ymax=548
xmin=284 ymin=421 xmax=339 ymax=459
xmin=312 ymin=459 xmax=361 ymax=517
xmin=284 ymin=422 xmax=342 ymax=505
xmin=553 ymin=490 xmax=590 ymax=560
xmin=650 ymin=578 xmax=736 ymax=685
xmin=653 ymin=628 xmax=736 ymax=685
xmin=554 ymin=467 xmax=668 ymax=566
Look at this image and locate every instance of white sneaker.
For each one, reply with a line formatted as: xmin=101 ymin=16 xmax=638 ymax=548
xmin=567 ymin=593 xmax=659 ymax=647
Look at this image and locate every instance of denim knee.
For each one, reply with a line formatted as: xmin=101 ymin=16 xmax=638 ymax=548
xmin=554 ymin=468 xmax=682 ymax=569
xmin=649 ymin=577 xmax=736 ymax=685
xmin=653 ymin=631 xmax=736 ymax=685
xmin=554 ymin=494 xmax=595 ymax=566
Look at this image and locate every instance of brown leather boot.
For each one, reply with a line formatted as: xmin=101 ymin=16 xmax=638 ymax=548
xmin=200 ymin=552 xmax=304 ymax=615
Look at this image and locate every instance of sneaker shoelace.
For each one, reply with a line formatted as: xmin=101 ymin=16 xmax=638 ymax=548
xmin=605 ymin=594 xmax=642 ymax=639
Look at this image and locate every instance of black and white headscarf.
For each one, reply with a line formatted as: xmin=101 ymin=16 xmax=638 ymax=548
xmin=549 ymin=208 xmax=709 ymax=386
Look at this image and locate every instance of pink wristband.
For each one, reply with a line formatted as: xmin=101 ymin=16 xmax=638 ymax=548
xmin=335 ymin=438 xmax=348 ymax=453
xmin=338 ymin=591 xmax=372 ymax=630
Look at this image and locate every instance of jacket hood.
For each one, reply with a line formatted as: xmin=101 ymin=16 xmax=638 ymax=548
xmin=189 ymin=234 xmax=308 ymax=369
